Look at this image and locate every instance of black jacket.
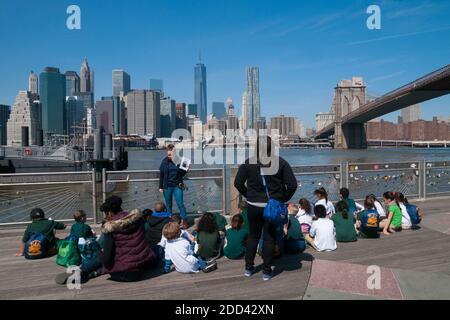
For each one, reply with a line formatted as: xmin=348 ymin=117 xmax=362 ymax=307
xmin=159 ymin=157 xmax=187 ymax=189
xmin=145 ymin=216 xmax=171 ymax=246
xmin=234 ymin=156 xmax=297 ymax=204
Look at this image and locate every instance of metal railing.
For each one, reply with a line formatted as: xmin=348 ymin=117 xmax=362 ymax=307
xmin=102 ymin=167 xmax=225 ymax=221
xmin=0 ymin=170 xmax=97 ymax=226
xmin=1 ymin=160 xmax=449 ymax=226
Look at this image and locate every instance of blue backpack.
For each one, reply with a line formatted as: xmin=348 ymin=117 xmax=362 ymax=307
xmin=24 ymin=233 xmax=49 ymax=259
xmin=405 ymin=203 xmax=421 ymax=225
xmin=260 ymin=170 xmax=288 ymax=226
xmin=360 ymin=209 xmax=380 ymax=231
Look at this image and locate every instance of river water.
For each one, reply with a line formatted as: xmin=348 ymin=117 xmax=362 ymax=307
xmin=128 ymin=148 xmax=450 ymax=169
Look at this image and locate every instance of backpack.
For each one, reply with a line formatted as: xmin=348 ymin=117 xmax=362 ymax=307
xmin=24 ymin=233 xmax=48 ymax=259
xmin=405 ymin=203 xmax=421 ymax=225
xmin=56 ymin=238 xmax=81 ymax=267
xmin=361 ymin=209 xmax=380 ymax=230
xmin=78 ymin=238 xmax=101 ymax=265
xmin=260 ymin=170 xmax=288 ymax=226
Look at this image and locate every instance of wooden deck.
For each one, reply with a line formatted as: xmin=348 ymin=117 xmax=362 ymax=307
xmin=1 ymin=198 xmax=449 ymax=300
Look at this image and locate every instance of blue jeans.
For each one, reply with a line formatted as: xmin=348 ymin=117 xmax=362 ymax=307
xmin=285 ymin=239 xmax=306 ymax=254
xmin=163 ymin=186 xmax=187 ymax=219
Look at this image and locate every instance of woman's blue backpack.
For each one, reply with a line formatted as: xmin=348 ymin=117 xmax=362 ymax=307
xmin=260 ymin=171 xmax=288 ymax=226
xmin=405 ymin=203 xmax=421 ymax=225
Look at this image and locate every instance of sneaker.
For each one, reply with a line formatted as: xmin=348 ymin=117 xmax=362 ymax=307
xmin=244 ymin=266 xmax=255 ymax=277
xmin=202 ymin=261 xmax=218 ymax=273
xmin=262 ymin=272 xmax=272 ymax=281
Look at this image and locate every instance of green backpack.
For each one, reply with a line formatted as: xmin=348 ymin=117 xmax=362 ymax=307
xmin=56 ymin=238 xmax=81 ymax=267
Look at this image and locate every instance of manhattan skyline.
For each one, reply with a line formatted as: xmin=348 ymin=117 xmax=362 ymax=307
xmin=1 ymin=0 xmax=450 ymax=128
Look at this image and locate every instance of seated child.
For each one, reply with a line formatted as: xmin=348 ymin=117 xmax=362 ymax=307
xmin=162 ymin=222 xmax=216 ymax=273
xmin=397 ymin=193 xmax=412 ymax=230
xmin=356 ymin=197 xmax=380 ymax=238
xmin=70 ymin=210 xmax=93 ymax=239
xmin=331 ymin=201 xmax=357 ymax=242
xmin=18 ymin=208 xmax=66 ymax=258
xmin=143 ymin=205 xmax=171 ymax=258
xmin=224 ymin=214 xmax=248 ymax=259
xmin=284 ymin=204 xmax=306 ymax=254
xmin=296 ymin=198 xmax=313 ymax=234
xmin=153 ymin=202 xmax=171 ymax=218
xmin=314 ymin=188 xmax=335 ymax=217
xmin=380 ymin=191 xmax=403 ymax=235
xmin=304 ymin=205 xmax=337 ymax=252
xmin=195 ymin=212 xmax=221 ymax=260
xmin=339 ymin=187 xmax=358 ymax=214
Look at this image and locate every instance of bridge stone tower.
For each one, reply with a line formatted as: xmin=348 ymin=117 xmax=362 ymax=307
xmin=333 ymin=77 xmax=367 ymax=149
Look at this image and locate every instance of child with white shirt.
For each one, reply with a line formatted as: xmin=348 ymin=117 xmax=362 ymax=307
xmin=161 ymin=222 xmax=216 ymax=274
xmin=297 ymin=198 xmax=314 ymax=234
xmin=304 ymin=205 xmax=337 ymax=252
xmin=397 ymin=193 xmax=412 ymax=230
xmin=314 ymin=188 xmax=335 ymax=217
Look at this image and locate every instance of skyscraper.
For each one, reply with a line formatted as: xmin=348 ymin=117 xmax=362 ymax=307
xmin=401 ymin=104 xmax=421 ymax=123
xmin=194 ymin=62 xmax=207 ymax=123
xmin=80 ymin=57 xmax=93 ymax=93
xmin=7 ymin=91 xmax=41 ymax=146
xmin=0 ymin=104 xmax=11 ymax=145
xmin=188 ymin=104 xmax=198 ymax=116
xmin=241 ymin=91 xmax=248 ymax=129
xmin=149 ymin=79 xmax=164 ymax=92
xmin=244 ymin=67 xmax=260 ymax=129
xmin=95 ymin=99 xmax=114 ymax=135
xmin=126 ymin=90 xmax=161 ymax=137
xmin=160 ymin=97 xmax=176 ymax=137
xmin=65 ymin=96 xmax=85 ymax=136
xmin=65 ymin=71 xmax=80 ymax=97
xmin=101 ymin=96 xmax=125 ymax=135
xmin=212 ymin=102 xmax=226 ymax=119
xmin=28 ymin=71 xmax=38 ymax=95
xmin=39 ymin=67 xmax=66 ymax=136
xmin=112 ymin=70 xmax=131 ymax=97
xmin=175 ymin=103 xmax=187 ymax=129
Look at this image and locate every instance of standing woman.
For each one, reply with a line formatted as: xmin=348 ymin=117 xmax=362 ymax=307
xmin=159 ymin=144 xmax=188 ymax=220
xmin=234 ymin=135 xmax=297 ymax=281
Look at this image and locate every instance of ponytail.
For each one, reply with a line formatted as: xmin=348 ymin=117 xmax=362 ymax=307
xmin=342 ymin=208 xmax=348 ymax=219
xmin=335 ymin=200 xmax=349 ymax=219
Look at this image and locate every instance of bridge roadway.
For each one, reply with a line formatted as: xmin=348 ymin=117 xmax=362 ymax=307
xmin=316 ymin=64 xmax=450 ymax=141
xmin=0 ymin=197 xmax=449 ymax=300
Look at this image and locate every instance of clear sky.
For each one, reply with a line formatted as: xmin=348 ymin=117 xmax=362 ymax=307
xmin=1 ymin=0 xmax=449 ymax=128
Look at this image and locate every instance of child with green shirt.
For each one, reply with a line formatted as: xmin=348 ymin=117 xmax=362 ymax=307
xmin=18 ymin=208 xmax=66 ymax=257
xmin=70 ymin=210 xmax=94 ymax=239
xmin=195 ymin=212 xmax=221 ymax=260
xmin=332 ymin=201 xmax=357 ymax=242
xmin=380 ymin=191 xmax=403 ymax=235
xmin=224 ymin=214 xmax=248 ymax=259
xmin=284 ymin=204 xmax=306 ymax=253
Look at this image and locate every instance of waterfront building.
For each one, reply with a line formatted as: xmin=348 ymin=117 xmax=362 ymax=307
xmin=65 ymin=71 xmax=80 ymax=97
xmin=39 ymin=67 xmax=66 ymax=136
xmin=126 ymin=90 xmax=161 ymax=137
xmin=7 ymin=91 xmax=41 ymax=146
xmin=0 ymin=104 xmax=11 ymax=145
xmin=315 ymin=112 xmax=335 ymax=132
xmin=194 ymin=62 xmax=207 ymax=123
xmin=112 ymin=69 xmax=131 ymax=97
xmin=270 ymin=115 xmax=304 ymax=137
xmin=28 ymin=71 xmax=38 ymax=95
xmin=160 ymin=97 xmax=176 ymax=138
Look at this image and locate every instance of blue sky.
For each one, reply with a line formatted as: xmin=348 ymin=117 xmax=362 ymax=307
xmin=0 ymin=0 xmax=449 ymax=128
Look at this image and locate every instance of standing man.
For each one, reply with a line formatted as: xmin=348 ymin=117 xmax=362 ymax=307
xmin=159 ymin=144 xmax=188 ymax=220
xmin=234 ymin=135 xmax=297 ymax=281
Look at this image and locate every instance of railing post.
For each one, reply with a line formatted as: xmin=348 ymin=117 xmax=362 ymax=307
xmin=92 ymin=169 xmax=98 ymax=225
xmin=222 ymin=165 xmax=227 ymax=215
xmin=420 ymin=160 xmax=427 ymax=200
xmin=102 ymin=168 xmax=107 ymax=204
